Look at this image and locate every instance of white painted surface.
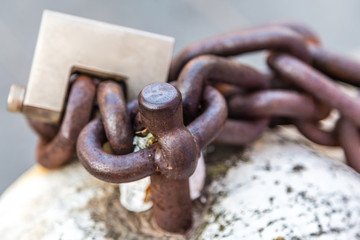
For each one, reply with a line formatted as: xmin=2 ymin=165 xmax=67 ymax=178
xmin=200 ymin=131 xmax=360 ymax=239
xmin=0 ymin=129 xmax=359 ymax=239
xmin=189 ymin=153 xmax=206 ymax=200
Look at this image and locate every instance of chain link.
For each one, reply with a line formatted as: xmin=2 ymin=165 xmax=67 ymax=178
xmin=31 ymin=75 xmax=95 ymax=169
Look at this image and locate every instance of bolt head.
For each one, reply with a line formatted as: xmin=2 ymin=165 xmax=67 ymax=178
xmin=139 ymin=82 xmax=181 ymax=112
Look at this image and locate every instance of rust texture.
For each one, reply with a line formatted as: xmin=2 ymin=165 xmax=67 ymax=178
xmin=268 ymin=53 xmax=360 ymax=126
xmin=228 ymin=90 xmax=329 ymax=120
xmin=138 ymin=83 xmax=198 ymax=179
xmin=138 ymin=83 xmax=196 ymax=232
xmin=97 ymin=81 xmax=133 ymax=154
xmin=176 ymin=55 xmax=269 ymax=121
xmin=214 ymin=119 xmax=270 ymax=146
xmin=77 ymin=117 xmax=157 ymax=183
xmin=169 ymin=25 xmax=311 ymax=81
xmin=150 ymin=174 xmax=192 ymax=233
xmin=310 ymin=45 xmax=360 ymax=86
xmin=35 ymin=75 xmax=96 ymax=169
xmin=27 ymin=119 xmax=59 ymax=142
xmin=295 ymin=120 xmax=338 ymax=146
xmin=271 ymin=21 xmax=320 ymax=45
xmin=187 ymin=85 xmax=228 ymax=151
xmin=338 ymin=117 xmax=360 ymax=172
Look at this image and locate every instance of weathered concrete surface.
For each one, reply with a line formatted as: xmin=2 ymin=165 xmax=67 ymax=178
xmin=200 ymin=131 xmax=360 ymax=240
xmin=0 ymin=128 xmax=359 ymax=239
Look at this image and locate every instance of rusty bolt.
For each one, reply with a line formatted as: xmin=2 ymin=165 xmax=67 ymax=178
xmin=139 ymin=83 xmax=198 ymax=179
xmin=77 ymin=82 xmax=199 ymax=233
xmin=138 ymin=82 xmax=197 ymax=233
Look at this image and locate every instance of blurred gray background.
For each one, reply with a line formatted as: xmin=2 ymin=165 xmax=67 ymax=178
xmin=1 ymin=0 xmax=360 ymax=193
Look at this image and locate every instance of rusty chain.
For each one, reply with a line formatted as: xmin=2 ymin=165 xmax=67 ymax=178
xmin=28 ymin=75 xmax=96 ymax=169
xmin=26 ymin=22 xmax=360 ymax=233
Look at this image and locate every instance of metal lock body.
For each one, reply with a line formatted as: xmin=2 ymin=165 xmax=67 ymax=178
xmin=8 ymin=10 xmax=174 ymax=123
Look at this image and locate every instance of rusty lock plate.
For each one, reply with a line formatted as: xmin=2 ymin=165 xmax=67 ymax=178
xmin=8 ymin=10 xmax=174 ymax=123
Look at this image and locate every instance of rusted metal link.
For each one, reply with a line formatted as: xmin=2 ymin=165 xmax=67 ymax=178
xmin=125 ymin=99 xmax=145 ymax=132
xmin=27 ymin=119 xmax=59 ymax=142
xmin=176 ymin=55 xmax=269 ymax=121
xmin=97 ymin=81 xmax=134 ymax=155
xmin=37 ymin=75 xmax=96 ymax=169
xmin=214 ymin=118 xmax=270 ymax=146
xmin=275 ymin=23 xmax=360 ymax=87
xmin=169 ymin=25 xmax=311 ymax=81
xmin=77 ymin=117 xmax=157 ymax=183
xmin=271 ymin=22 xmax=360 ymax=87
xmin=309 ymin=45 xmax=360 ymax=87
xmin=187 ymin=85 xmax=228 ymax=151
xmin=295 ymin=120 xmax=339 ymax=146
xmin=268 ymin=53 xmax=360 ymax=127
xmin=212 ymin=82 xmax=244 ymax=99
xmin=338 ymin=117 xmax=360 ymax=172
xmin=228 ymin=90 xmax=330 ymax=120
xmin=127 ymin=99 xmax=139 ymax=120
xmin=77 ymin=83 xmax=227 ymax=182
xmin=270 ymin=21 xmax=321 ymax=45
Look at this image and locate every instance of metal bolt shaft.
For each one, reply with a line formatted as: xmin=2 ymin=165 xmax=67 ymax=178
xmin=150 ymin=174 xmax=192 ymax=233
xmin=138 ymin=82 xmax=195 ymax=233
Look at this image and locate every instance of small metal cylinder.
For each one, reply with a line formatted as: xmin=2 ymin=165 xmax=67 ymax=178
xmin=7 ymin=84 xmax=26 ymax=113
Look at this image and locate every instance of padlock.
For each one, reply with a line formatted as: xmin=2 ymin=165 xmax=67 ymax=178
xmin=7 ymin=10 xmax=174 ymax=123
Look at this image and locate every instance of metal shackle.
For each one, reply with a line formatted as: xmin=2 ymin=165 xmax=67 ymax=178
xmin=77 ymin=82 xmax=227 ymax=233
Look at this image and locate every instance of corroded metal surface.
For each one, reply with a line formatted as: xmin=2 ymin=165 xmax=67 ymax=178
xmin=214 ymin=119 xmax=270 ymax=146
xmin=310 ymin=45 xmax=360 ymax=86
xmin=150 ymin=174 xmax=192 ymax=234
xmin=268 ymin=53 xmax=360 ymax=126
xmin=176 ymin=55 xmax=269 ymax=120
xmin=295 ymin=120 xmax=338 ymax=147
xmin=169 ymin=25 xmax=311 ymax=81
xmin=97 ymin=81 xmax=133 ymax=155
xmin=228 ymin=90 xmax=328 ymax=119
xmin=36 ymin=75 xmax=96 ymax=169
xmin=77 ymin=117 xmax=157 ymax=183
xmin=338 ymin=117 xmax=360 ymax=172
xmin=138 ymin=83 xmax=195 ymax=232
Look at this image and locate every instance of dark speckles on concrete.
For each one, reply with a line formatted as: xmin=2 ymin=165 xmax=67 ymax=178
xmin=292 ymin=164 xmax=306 ymax=173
